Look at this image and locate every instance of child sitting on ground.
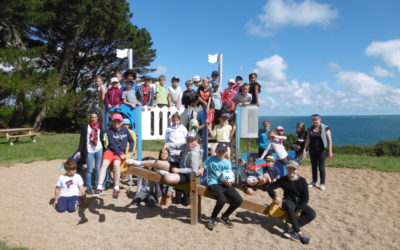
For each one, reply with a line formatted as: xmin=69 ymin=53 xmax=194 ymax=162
xmin=239 ymin=157 xmax=264 ymax=195
xmin=54 ymin=161 xmax=87 ymax=213
xmin=198 ymin=143 xmax=243 ymax=230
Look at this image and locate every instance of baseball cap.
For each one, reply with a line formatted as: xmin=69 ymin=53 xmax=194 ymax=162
xmin=221 ymin=113 xmax=229 ymax=119
xmin=216 ymin=143 xmax=228 ymax=152
xmin=211 ymin=70 xmax=219 ymax=76
xmin=228 ymin=79 xmax=235 ymax=84
xmin=192 ymin=75 xmax=201 ymax=81
xmin=171 ymin=76 xmax=180 ymax=82
xmin=266 ymin=155 xmax=275 ymax=162
xmin=110 ymin=77 xmax=119 ymax=83
xmin=186 ymin=130 xmax=197 ymax=139
xmin=112 ymin=113 xmax=123 ymax=122
xmin=123 ymin=118 xmax=131 ymax=125
xmin=286 ymin=160 xmax=300 ymax=169
xmin=277 ymin=126 xmax=284 ymax=130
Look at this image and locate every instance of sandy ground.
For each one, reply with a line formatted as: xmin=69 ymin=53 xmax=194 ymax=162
xmin=0 ymin=151 xmax=399 ymax=250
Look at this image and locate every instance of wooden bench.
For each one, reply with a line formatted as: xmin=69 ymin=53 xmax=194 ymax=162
xmin=0 ymin=128 xmax=41 ymax=146
xmin=125 ymin=166 xmax=271 ymax=225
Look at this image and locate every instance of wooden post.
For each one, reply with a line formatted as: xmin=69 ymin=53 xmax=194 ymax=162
xmin=190 ymin=174 xmax=199 ymax=225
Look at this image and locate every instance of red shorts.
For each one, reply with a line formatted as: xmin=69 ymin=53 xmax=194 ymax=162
xmin=102 ymin=150 xmax=122 ymax=163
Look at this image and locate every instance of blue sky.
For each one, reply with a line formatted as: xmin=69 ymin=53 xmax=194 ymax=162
xmin=129 ymin=0 xmax=400 ymax=115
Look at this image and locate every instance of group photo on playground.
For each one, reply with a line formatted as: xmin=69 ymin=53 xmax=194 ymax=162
xmin=1 ymin=0 xmax=399 ymax=249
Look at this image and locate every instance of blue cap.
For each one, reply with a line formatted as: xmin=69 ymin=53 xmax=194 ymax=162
xmin=211 ymin=70 xmax=219 ymax=76
xmin=216 ymin=143 xmax=228 ymax=152
xmin=123 ymin=118 xmax=131 ymax=125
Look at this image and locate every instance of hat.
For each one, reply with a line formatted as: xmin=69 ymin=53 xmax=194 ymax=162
xmin=110 ymin=77 xmax=119 ymax=83
xmin=235 ymin=76 xmax=243 ymax=81
xmin=112 ymin=113 xmax=123 ymax=122
xmin=266 ymin=156 xmax=275 ymax=162
xmin=211 ymin=70 xmax=219 ymax=76
xmin=192 ymin=75 xmax=201 ymax=81
xmin=286 ymin=160 xmax=299 ymax=169
xmin=123 ymin=118 xmax=131 ymax=125
xmin=277 ymin=126 xmax=284 ymax=130
xmin=186 ymin=130 xmax=197 ymax=139
xmin=171 ymin=76 xmax=180 ymax=82
xmin=220 ymin=113 xmax=229 ymax=119
xmin=228 ymin=79 xmax=235 ymax=84
xmin=216 ymin=143 xmax=228 ymax=152
xmin=126 ymin=80 xmax=134 ymax=85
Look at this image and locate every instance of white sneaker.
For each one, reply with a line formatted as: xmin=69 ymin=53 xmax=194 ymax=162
xmin=126 ymin=159 xmax=140 ymax=166
xmin=308 ymin=182 xmax=316 ymax=188
xmin=320 ymin=184 xmax=326 ymax=191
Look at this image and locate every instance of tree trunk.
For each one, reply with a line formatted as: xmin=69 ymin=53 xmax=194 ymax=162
xmin=33 ymin=105 xmax=49 ymax=130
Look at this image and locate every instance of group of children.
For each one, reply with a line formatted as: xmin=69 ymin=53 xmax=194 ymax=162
xmin=54 ymin=70 xmax=315 ymax=244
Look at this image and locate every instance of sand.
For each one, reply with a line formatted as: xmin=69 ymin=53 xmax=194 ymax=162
xmin=0 ymin=152 xmax=399 ymax=250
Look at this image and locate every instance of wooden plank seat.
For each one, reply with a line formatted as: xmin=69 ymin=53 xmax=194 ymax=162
xmin=0 ymin=128 xmax=41 ymax=146
xmin=125 ymin=166 xmax=272 ymax=225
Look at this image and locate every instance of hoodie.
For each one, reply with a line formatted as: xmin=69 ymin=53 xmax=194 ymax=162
xmin=166 ymin=142 xmax=203 ymax=174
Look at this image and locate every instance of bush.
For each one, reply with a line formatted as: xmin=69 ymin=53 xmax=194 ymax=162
xmin=333 ymin=145 xmax=375 ymax=156
xmin=375 ymin=139 xmax=400 ymax=157
xmin=0 ymin=106 xmax=13 ymax=128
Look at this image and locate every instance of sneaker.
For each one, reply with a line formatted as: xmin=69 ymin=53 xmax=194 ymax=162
xmin=206 ymin=218 xmax=217 ymax=230
xmin=283 ymin=229 xmax=299 ymax=241
xmin=93 ymin=189 xmax=102 ymax=196
xmin=86 ymin=189 xmax=93 ymax=195
xmin=220 ymin=217 xmax=234 ymax=228
xmin=112 ymin=189 xmax=120 ymax=200
xmin=308 ymin=182 xmax=316 ymax=188
xmin=298 ymin=233 xmax=311 ymax=244
xmin=126 ymin=159 xmax=140 ymax=166
xmin=320 ymin=184 xmax=326 ymax=191
xmin=147 ymin=197 xmax=156 ymax=207
xmin=131 ymin=198 xmax=141 ymax=206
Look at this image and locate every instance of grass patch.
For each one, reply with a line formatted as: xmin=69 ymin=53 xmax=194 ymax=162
xmin=0 ymin=242 xmax=28 ymax=250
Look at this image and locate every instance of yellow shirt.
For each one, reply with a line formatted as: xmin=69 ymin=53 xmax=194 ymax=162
xmin=213 ymin=124 xmax=232 ymax=142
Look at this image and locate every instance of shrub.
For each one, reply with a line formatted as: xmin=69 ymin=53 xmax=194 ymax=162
xmin=375 ymin=139 xmax=400 ymax=157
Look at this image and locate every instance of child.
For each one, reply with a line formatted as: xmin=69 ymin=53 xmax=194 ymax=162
xmin=233 ymin=83 xmax=252 ymax=106
xmin=259 ymin=130 xmax=291 ymax=165
xmin=210 ymin=70 xmax=220 ymax=89
xmin=54 ymin=161 xmax=87 ymax=213
xmin=182 ymin=80 xmax=199 ymax=109
xmin=198 ymin=143 xmax=243 ymax=230
xmin=105 ymin=77 xmax=123 ymax=110
xmin=258 ymin=120 xmax=271 ymax=157
xmin=137 ymin=75 xmax=155 ymax=110
xmin=208 ymin=113 xmax=234 ymax=160
xmin=211 ymin=83 xmax=222 ymax=125
xmin=197 ymin=77 xmax=212 ymax=109
xmin=239 ymin=157 xmax=264 ymax=195
xmin=95 ymin=113 xmax=134 ymax=199
xmin=261 ymin=155 xmax=280 ymax=188
xmin=122 ymin=69 xmax=137 ymax=91
xmin=266 ymin=160 xmax=315 ymax=244
xmin=221 ymin=79 xmax=237 ymax=110
xmin=156 ymin=75 xmax=168 ymax=107
xmin=168 ymin=76 xmax=183 ymax=108
xmin=291 ymin=122 xmax=307 ymax=162
xmin=249 ymin=73 xmax=261 ymax=106
xmin=234 ymin=76 xmax=243 ymax=93
xmin=188 ymin=111 xmax=205 ymax=134
xmin=122 ymin=80 xmax=140 ymax=109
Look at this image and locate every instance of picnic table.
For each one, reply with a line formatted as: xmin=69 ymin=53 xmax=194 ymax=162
xmin=0 ymin=128 xmax=41 ymax=146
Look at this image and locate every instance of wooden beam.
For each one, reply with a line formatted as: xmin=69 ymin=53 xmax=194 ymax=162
xmin=190 ymin=174 xmax=199 ymax=225
xmin=125 ymin=166 xmax=270 ymax=217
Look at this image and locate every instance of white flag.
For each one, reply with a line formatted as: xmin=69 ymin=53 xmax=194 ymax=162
xmin=116 ymin=49 xmax=129 ymax=59
xmin=208 ymin=54 xmax=219 ymax=64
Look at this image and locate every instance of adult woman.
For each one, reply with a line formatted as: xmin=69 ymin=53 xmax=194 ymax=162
xmin=303 ymin=114 xmax=333 ymax=191
xmin=74 ymin=112 xmax=105 ymax=195
xmin=266 ymin=160 xmax=315 ymax=244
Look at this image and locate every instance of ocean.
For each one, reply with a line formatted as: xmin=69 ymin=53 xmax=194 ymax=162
xmin=258 ymin=115 xmax=400 ymax=146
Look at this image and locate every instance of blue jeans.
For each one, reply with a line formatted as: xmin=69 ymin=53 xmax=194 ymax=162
xmin=86 ymin=149 xmax=103 ymax=189
xmin=56 ymin=196 xmax=79 ymax=213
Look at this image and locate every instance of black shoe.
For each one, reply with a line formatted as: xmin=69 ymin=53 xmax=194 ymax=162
xmin=206 ymin=218 xmax=217 ymax=231
xmin=220 ymin=216 xmax=234 ymax=228
xmin=131 ymin=198 xmax=141 ymax=206
xmin=298 ymin=233 xmax=311 ymax=244
xmin=147 ymin=197 xmax=156 ymax=207
xmin=86 ymin=189 xmax=94 ymax=195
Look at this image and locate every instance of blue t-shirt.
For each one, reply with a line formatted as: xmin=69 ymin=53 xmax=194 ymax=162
xmin=211 ymin=91 xmax=222 ymax=110
xmin=258 ymin=128 xmax=270 ymax=149
xmin=202 ymin=156 xmax=232 ymax=185
xmin=263 ymin=165 xmax=280 ymax=180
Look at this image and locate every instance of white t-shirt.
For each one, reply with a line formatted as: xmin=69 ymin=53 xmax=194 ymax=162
xmin=165 ymin=124 xmax=187 ymax=156
xmin=56 ymin=174 xmax=84 ymax=197
xmin=168 ymin=86 xmax=183 ymax=107
xmin=87 ymin=125 xmax=103 ymax=153
xmin=212 ymin=124 xmax=232 ymax=142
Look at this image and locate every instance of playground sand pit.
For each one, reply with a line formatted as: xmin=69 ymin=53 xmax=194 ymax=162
xmin=0 ymin=153 xmax=399 ymax=250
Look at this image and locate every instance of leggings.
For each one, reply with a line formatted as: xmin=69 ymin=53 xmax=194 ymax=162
xmin=282 ymin=199 xmax=316 ymax=233
xmin=208 ymin=184 xmax=243 ymax=219
xmin=309 ymin=149 xmax=327 ymax=184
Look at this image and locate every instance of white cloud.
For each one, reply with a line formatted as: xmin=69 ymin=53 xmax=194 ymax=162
xmin=372 ymin=66 xmax=394 ymax=77
xmin=253 ymin=55 xmax=287 ymax=82
xmin=246 ymin=0 xmax=338 ymax=37
xmin=327 ymin=62 xmax=341 ymax=72
xmin=154 ymin=65 xmax=167 ymax=75
xmin=365 ymin=39 xmax=400 ymax=72
xmin=253 ymin=55 xmax=400 ymax=115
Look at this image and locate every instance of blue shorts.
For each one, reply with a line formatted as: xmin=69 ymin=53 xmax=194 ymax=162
xmin=56 ymin=196 xmax=79 ymax=213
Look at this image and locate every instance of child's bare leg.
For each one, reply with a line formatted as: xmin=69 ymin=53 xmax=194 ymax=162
xmin=210 ymin=143 xmax=217 ymax=156
xmin=163 ymin=191 xmax=173 ymax=206
xmin=225 ymin=147 xmax=231 ymax=160
xmin=97 ymin=159 xmax=111 ymax=188
xmin=245 ymin=187 xmax=254 ymax=195
xmin=113 ymin=160 xmax=121 ymax=190
xmin=163 ymin=173 xmax=180 ymax=184
xmin=129 ymin=159 xmax=170 ymax=171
